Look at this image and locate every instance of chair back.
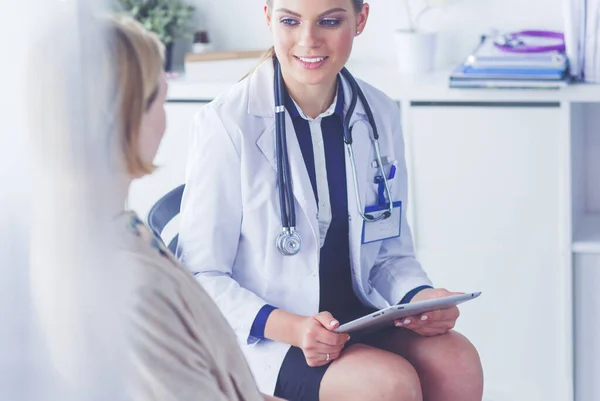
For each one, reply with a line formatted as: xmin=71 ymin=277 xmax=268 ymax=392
xmin=147 ymin=184 xmax=185 ymax=254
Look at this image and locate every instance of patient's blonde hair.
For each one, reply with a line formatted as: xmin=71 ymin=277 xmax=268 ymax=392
xmin=110 ymin=15 xmax=165 ymax=177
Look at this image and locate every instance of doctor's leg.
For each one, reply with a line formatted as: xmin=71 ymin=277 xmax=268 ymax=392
xmin=318 ymin=343 xmax=422 ymax=401
xmin=369 ymin=328 xmax=484 ymax=401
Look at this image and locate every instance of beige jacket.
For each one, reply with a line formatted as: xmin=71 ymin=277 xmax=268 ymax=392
xmin=117 ymin=211 xmax=263 ymax=401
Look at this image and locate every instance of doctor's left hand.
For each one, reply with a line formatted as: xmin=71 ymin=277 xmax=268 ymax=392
xmin=394 ymin=288 xmax=462 ymax=337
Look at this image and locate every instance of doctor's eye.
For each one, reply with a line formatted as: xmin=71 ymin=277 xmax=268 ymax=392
xmin=319 ymin=18 xmax=342 ymax=27
xmin=280 ymin=17 xmax=300 ymax=26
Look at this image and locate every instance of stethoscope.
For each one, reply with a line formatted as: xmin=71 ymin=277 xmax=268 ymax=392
xmin=493 ymin=30 xmax=566 ymax=53
xmin=273 ymin=57 xmax=393 ymax=256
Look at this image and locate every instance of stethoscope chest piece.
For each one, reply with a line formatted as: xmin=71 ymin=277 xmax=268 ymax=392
xmin=276 ymin=229 xmax=302 ymax=256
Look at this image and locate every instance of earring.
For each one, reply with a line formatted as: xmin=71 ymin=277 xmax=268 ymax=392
xmin=356 ymin=30 xmax=360 ymax=35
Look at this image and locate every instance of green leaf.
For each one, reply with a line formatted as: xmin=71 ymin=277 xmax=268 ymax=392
xmin=114 ymin=0 xmax=195 ymax=44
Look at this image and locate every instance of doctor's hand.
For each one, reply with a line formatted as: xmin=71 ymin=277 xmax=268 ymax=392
xmin=264 ymin=309 xmax=350 ymax=367
xmin=295 ymin=311 xmax=350 ymax=367
xmin=394 ymin=288 xmax=462 ymax=337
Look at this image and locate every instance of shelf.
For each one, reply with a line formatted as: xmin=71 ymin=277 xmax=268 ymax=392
xmin=167 ymin=60 xmax=600 ymax=103
xmin=573 ymin=214 xmax=600 ymax=253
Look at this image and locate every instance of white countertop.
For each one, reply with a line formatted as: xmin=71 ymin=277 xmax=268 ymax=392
xmin=167 ymin=60 xmax=600 ymax=103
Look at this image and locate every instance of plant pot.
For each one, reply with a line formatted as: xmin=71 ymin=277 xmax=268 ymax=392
xmin=394 ymin=30 xmax=437 ymax=74
xmin=164 ymin=42 xmax=174 ymax=72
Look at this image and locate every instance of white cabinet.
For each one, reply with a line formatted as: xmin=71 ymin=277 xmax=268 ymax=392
xmin=574 ymin=253 xmax=600 ymax=401
xmin=571 ymin=104 xmax=600 ymax=253
xmin=128 ymin=102 xmax=206 ymax=221
xmin=571 ymin=103 xmax=600 ymax=401
xmin=405 ymin=103 xmax=572 ymax=401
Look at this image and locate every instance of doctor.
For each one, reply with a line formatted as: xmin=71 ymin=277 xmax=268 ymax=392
xmin=178 ymin=0 xmax=483 ymax=400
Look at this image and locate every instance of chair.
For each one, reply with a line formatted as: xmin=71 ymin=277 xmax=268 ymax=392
xmin=147 ymin=184 xmax=185 ymax=254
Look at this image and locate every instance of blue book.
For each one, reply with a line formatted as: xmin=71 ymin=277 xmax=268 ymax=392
xmin=449 ymin=77 xmax=570 ymax=89
xmin=451 ymin=64 xmax=567 ymax=81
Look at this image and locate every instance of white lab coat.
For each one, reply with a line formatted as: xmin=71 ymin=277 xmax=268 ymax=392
xmin=177 ymin=60 xmax=432 ymax=394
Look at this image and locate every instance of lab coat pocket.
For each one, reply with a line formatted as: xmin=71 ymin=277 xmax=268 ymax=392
xmin=366 ymin=176 xmax=396 ymax=207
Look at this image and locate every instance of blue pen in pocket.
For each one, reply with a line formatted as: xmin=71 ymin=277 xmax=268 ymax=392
xmin=388 ymin=164 xmax=397 ymax=180
xmin=376 ymin=163 xmax=397 ymax=205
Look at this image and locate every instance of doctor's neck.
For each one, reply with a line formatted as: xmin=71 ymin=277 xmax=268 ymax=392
xmin=282 ymin=71 xmax=338 ymax=119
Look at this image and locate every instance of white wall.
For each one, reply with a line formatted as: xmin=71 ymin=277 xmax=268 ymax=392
xmin=185 ymin=0 xmax=565 ymax=66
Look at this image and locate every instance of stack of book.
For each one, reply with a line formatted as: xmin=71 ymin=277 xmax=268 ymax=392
xmin=449 ymin=36 xmax=570 ymax=89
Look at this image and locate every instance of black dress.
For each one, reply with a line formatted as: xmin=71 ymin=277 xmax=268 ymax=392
xmin=274 ymin=86 xmax=377 ymax=401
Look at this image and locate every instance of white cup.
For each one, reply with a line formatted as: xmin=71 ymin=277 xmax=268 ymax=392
xmin=394 ymin=30 xmax=437 ymax=74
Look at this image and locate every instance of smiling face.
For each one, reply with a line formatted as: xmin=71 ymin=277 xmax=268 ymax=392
xmin=264 ymin=0 xmax=369 ymax=89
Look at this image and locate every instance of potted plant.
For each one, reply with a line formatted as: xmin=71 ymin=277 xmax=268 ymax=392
xmin=116 ymin=0 xmax=195 ymax=71
xmin=395 ymin=0 xmax=459 ymax=73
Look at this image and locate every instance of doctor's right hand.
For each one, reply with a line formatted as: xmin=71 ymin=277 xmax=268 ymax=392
xmin=295 ymin=312 xmax=350 ymax=367
xmin=264 ymin=310 xmax=350 ymax=367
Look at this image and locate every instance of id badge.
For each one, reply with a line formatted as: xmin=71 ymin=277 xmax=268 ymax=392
xmin=361 ymin=201 xmax=402 ymax=244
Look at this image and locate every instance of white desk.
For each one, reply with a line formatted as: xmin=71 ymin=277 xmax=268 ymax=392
xmin=129 ymin=62 xmax=600 ymax=401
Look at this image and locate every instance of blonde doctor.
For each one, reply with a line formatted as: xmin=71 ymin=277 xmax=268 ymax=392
xmin=178 ymin=0 xmax=484 ymax=400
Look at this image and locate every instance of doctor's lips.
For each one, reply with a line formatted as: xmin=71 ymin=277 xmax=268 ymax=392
xmin=294 ymin=55 xmax=329 ymax=70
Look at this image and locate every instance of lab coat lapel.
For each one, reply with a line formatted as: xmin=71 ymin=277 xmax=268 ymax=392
xmin=255 ymin=120 xmax=319 ymax=245
xmin=252 ymin=62 xmax=318 ymax=244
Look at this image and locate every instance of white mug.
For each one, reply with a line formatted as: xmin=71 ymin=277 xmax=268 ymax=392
xmin=394 ymin=30 xmax=437 ymax=74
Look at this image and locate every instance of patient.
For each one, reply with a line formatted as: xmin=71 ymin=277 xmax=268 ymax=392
xmin=107 ymin=15 xmax=283 ymax=401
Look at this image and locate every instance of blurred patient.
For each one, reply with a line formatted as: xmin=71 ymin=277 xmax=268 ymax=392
xmin=107 ymin=15 xmax=283 ymax=401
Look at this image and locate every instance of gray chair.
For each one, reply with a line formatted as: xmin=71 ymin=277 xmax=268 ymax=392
xmin=147 ymin=184 xmax=185 ymax=254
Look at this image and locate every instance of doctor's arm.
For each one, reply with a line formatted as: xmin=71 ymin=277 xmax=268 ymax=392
xmin=369 ymin=108 xmax=460 ymax=336
xmin=371 ymin=205 xmax=459 ymax=336
xmin=368 ymin=108 xmax=433 ymax=305
xmin=177 ymin=107 xmax=272 ymax=344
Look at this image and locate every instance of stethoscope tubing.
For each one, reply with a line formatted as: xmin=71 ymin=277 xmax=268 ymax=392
xmin=273 ymin=57 xmax=393 ymax=255
xmin=494 ymin=30 xmax=566 ymax=53
xmin=274 ymin=59 xmax=296 ymax=230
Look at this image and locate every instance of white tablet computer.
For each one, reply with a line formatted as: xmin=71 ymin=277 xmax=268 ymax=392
xmin=334 ymin=292 xmax=482 ymax=334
